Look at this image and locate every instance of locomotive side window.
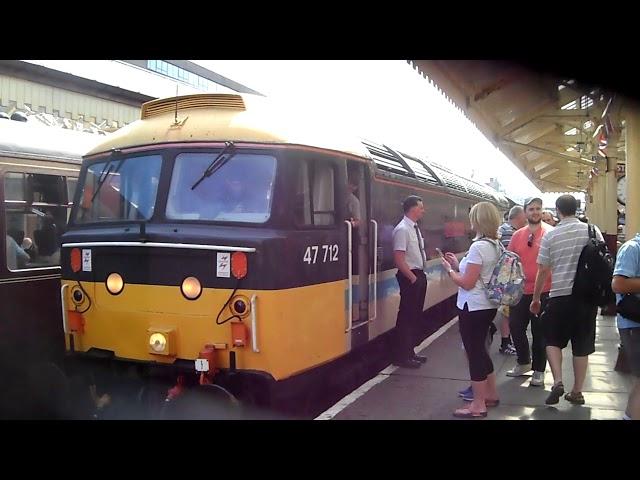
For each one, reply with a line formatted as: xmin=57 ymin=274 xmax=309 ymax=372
xmin=294 ymin=159 xmax=336 ymax=227
xmin=166 ymin=152 xmax=277 ymax=224
xmin=4 ymin=172 xmax=70 ymax=271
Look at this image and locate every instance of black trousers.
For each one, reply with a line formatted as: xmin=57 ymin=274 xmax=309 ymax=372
xmin=395 ymin=270 xmax=427 ymax=360
xmin=459 ymin=304 xmax=498 ymax=382
xmin=509 ymin=293 xmax=549 ymax=372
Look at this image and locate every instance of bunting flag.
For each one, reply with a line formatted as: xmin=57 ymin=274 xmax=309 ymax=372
xmin=598 ymin=131 xmax=608 ymax=150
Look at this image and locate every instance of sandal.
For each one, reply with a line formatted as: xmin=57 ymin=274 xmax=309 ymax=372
xmin=453 ymin=407 xmax=488 ymax=418
xmin=485 ymin=399 xmax=500 ymax=408
xmin=564 ymin=391 xmax=585 ymax=405
xmin=545 ymin=382 xmax=565 ymax=405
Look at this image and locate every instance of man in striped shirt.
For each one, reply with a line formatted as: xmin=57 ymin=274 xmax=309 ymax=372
xmin=498 ymin=206 xmax=527 ymax=248
xmin=530 ymin=194 xmax=603 ymax=406
xmin=496 ymin=206 xmax=526 ymax=354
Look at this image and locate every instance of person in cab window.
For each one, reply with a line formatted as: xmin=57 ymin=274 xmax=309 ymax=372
xmin=223 ymin=177 xmax=247 ymax=214
xmin=346 ymin=169 xmax=362 ymax=228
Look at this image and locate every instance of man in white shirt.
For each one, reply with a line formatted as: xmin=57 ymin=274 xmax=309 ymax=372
xmin=392 ymin=195 xmax=428 ymax=368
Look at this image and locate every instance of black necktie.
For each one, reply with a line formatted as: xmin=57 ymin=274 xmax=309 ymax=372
xmin=414 ymin=225 xmax=427 ymax=270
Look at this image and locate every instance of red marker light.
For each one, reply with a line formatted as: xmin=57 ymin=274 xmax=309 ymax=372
xmin=231 ymin=252 xmax=248 ymax=279
xmin=71 ymin=248 xmax=82 ymax=273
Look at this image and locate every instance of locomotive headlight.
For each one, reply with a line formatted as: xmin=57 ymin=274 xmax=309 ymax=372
xmin=181 ymin=276 xmax=202 ymax=300
xmin=149 ymin=333 xmax=167 ymax=353
xmin=106 ymin=273 xmax=124 ymax=295
xmin=148 ymin=328 xmax=176 ymax=356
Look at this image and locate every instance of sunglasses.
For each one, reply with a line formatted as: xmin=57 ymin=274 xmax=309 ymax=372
xmin=527 ymin=233 xmax=534 ymax=247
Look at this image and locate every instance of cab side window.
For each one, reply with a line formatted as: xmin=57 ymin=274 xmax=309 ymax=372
xmin=294 ymin=159 xmax=336 ymax=227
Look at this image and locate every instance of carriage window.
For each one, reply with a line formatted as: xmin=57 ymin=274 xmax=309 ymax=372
xmin=67 ymin=177 xmax=78 ymax=205
xmin=294 ymin=160 xmax=336 ymax=226
xmin=4 ymin=173 xmax=26 ymax=201
xmin=75 ymin=155 xmax=162 ymax=224
xmin=4 ymin=172 xmax=70 ymax=271
xmin=166 ymin=152 xmax=276 ymax=223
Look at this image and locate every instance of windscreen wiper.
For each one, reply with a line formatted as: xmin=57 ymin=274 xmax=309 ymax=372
xmin=90 ymin=149 xmax=124 ymax=204
xmin=191 ymin=141 xmax=236 ymax=191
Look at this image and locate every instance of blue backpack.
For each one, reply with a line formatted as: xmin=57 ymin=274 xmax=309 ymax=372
xmin=476 ymin=238 xmax=525 ymax=306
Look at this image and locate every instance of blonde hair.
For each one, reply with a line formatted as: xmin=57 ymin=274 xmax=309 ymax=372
xmin=469 ymin=202 xmax=501 ymax=240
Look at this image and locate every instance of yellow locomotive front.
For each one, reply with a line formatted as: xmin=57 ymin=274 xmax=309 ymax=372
xmin=60 ymin=94 xmax=366 ymax=410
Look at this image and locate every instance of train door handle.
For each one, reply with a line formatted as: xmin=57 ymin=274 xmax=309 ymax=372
xmin=345 ymin=220 xmax=353 ymax=332
xmin=369 ymin=219 xmax=378 ymax=322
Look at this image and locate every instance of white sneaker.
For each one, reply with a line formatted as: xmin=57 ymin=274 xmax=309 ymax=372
xmin=506 ymin=363 xmax=532 ymax=377
xmin=529 ymin=371 xmax=545 ymax=387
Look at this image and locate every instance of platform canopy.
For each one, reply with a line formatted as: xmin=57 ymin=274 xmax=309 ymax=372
xmin=409 ymin=61 xmax=625 ymax=194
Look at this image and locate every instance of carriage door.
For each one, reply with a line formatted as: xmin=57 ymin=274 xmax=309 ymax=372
xmin=345 ymin=161 xmax=374 ymax=348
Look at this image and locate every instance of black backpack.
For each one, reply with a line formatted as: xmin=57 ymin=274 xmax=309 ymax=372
xmin=572 ymin=224 xmax=615 ymax=307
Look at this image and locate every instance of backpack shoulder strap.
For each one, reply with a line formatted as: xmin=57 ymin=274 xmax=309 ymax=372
xmin=475 ymin=237 xmax=504 ymax=254
xmin=588 ymin=223 xmax=595 ymax=240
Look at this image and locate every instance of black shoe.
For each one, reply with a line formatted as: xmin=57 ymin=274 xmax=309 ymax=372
xmin=394 ymin=358 xmax=421 ymax=369
xmin=413 ymin=354 xmax=427 ymax=364
xmin=545 ymin=382 xmax=565 ymax=405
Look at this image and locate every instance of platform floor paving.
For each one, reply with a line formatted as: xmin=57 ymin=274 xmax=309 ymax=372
xmin=330 ymin=314 xmax=632 ymax=420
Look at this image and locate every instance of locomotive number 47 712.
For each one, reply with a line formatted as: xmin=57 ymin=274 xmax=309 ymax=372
xmin=303 ymin=244 xmax=339 ymax=265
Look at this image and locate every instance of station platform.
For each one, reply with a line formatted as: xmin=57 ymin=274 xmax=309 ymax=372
xmin=318 ymin=313 xmax=632 ymax=420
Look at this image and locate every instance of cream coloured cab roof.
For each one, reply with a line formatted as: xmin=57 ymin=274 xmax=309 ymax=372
xmin=85 ymin=93 xmax=370 ymax=159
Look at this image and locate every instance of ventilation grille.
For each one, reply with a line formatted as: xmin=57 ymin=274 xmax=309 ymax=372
xmin=466 ymin=182 xmax=498 ymax=202
xmin=363 ymin=140 xmax=411 ymax=176
xmin=429 ymin=163 xmax=468 ymax=194
xmin=400 ymin=152 xmax=441 ymax=186
xmin=362 ymin=139 xmax=507 ymax=205
xmin=141 ymin=94 xmax=246 ymax=119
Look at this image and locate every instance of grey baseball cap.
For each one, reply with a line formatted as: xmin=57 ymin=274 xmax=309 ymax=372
xmin=523 ymin=197 xmax=543 ymax=208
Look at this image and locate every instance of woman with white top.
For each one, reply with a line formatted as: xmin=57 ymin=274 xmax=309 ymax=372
xmin=441 ymin=201 xmax=502 ymax=418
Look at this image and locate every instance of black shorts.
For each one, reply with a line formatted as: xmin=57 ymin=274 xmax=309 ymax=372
xmin=620 ymin=328 xmax=640 ymax=377
xmin=541 ymin=295 xmax=597 ymax=356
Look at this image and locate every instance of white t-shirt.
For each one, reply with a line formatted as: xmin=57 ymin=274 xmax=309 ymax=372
xmin=456 ymin=238 xmax=500 ymax=312
xmin=393 ymin=216 xmax=427 ymax=271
